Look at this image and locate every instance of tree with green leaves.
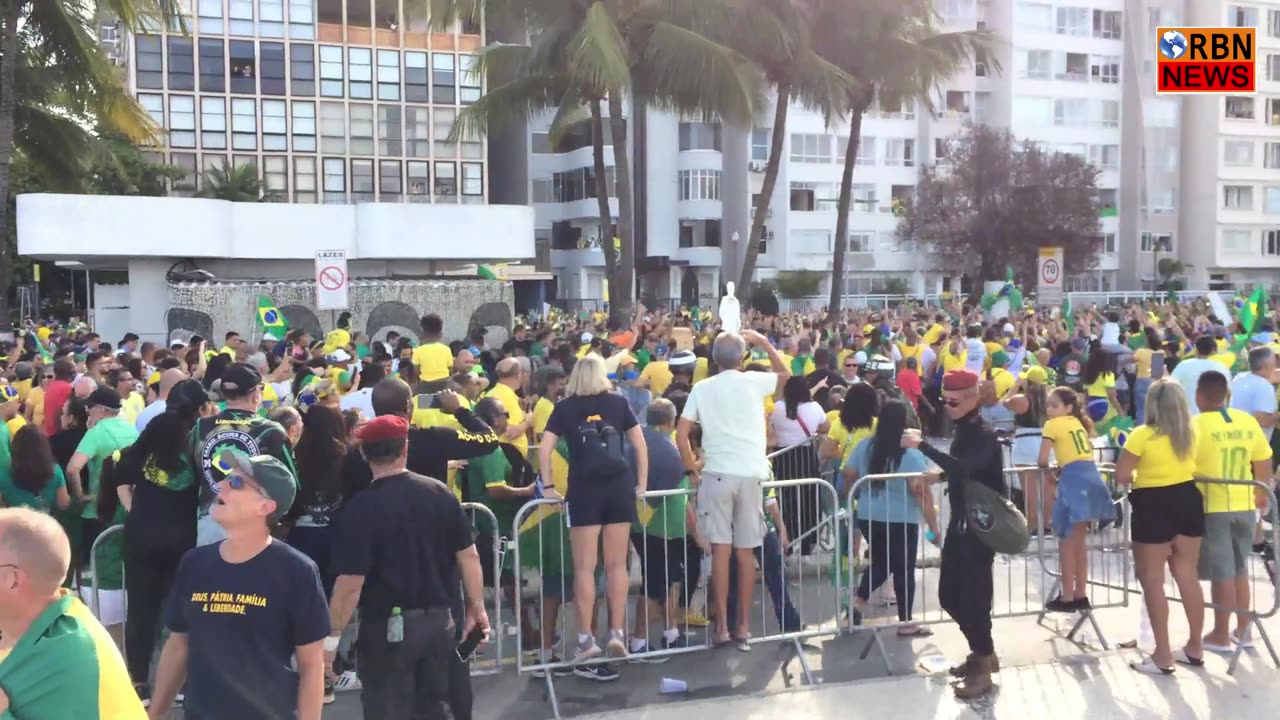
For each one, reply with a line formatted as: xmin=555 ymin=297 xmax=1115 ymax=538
xmin=898 ymin=124 xmax=1104 ymax=285
xmin=198 ymin=161 xmax=274 ymax=202
xmin=812 ymin=0 xmax=994 ymax=317
xmin=436 ymin=0 xmax=758 ymax=323
xmin=0 ymin=0 xmax=181 ymax=329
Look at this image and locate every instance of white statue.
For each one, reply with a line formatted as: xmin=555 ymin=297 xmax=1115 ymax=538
xmin=719 ymin=281 xmax=741 ymax=335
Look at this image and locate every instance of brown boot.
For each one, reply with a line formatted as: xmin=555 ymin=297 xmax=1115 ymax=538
xmin=949 ymin=653 xmax=978 ymax=678
xmin=953 ymin=655 xmax=995 ymax=699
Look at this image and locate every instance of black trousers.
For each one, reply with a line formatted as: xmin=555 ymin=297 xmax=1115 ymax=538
xmin=124 ymin=520 xmax=195 ymax=684
xmin=938 ymin=530 xmax=995 ymax=656
xmin=857 ymin=520 xmax=920 ymax=622
xmin=772 ymin=445 xmax=822 ymax=556
xmin=357 ymin=607 xmax=473 ymax=720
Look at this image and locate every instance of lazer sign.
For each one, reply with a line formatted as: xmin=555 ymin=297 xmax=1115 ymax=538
xmin=1157 ymin=27 xmax=1255 ymax=94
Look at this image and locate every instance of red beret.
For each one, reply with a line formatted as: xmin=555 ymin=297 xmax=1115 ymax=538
xmin=357 ymin=415 xmax=409 ymax=443
xmin=942 ymin=369 xmax=980 ymax=392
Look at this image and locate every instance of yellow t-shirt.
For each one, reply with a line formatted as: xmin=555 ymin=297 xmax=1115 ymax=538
xmin=6 ymin=415 xmax=27 ymax=437
xmin=26 ymin=384 xmax=45 ymax=427
xmin=120 ymin=393 xmax=145 ymax=425
xmin=1041 ymin=415 xmax=1093 ymax=466
xmin=14 ymin=378 xmax=32 ymax=402
xmin=1085 ymin=371 xmax=1115 ymax=399
xmin=1194 ymin=408 xmax=1273 ymax=513
xmin=410 ymin=394 xmax=471 ymax=431
xmin=533 ymin=396 xmax=555 ymax=437
xmin=897 ymin=342 xmax=926 ymax=368
xmin=1123 ymin=424 xmax=1197 ymax=489
xmin=488 ymin=382 xmax=528 ymax=456
xmin=1210 ymin=351 xmax=1238 ymax=370
xmin=922 ymin=323 xmax=946 ymax=346
xmin=941 ymin=346 xmax=967 ymax=372
xmin=989 ymin=367 xmax=1015 ymax=400
xmin=1133 ymin=348 xmax=1153 ymax=380
xmin=829 ymin=419 xmax=877 ymax=464
xmin=640 ymin=360 xmax=674 ymax=396
xmin=984 ymin=340 xmax=1004 ymax=358
xmin=412 ymin=342 xmax=454 ymax=383
xmin=692 ymin=357 xmax=710 ymax=385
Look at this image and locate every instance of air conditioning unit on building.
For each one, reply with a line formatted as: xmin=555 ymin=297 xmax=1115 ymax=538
xmin=748 ymin=161 xmax=766 ymax=173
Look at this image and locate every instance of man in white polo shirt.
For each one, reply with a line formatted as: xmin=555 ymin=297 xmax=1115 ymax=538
xmin=676 ymin=330 xmax=788 ymax=650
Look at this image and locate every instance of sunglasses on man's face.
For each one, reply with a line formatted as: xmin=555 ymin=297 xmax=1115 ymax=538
xmin=226 ymin=473 xmax=270 ymax=498
xmin=943 ymin=398 xmax=963 ymax=408
xmin=844 ymin=363 xmax=857 ymax=369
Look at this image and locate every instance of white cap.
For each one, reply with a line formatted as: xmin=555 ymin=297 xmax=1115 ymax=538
xmin=580 ymin=332 xmax=594 ymax=344
xmin=669 ymin=350 xmax=697 ymax=368
xmin=853 ymin=351 xmax=868 ymax=364
xmin=328 ymin=348 xmax=352 ymax=363
xmin=1002 ymin=323 xmax=1015 ymax=335
xmin=263 ymin=332 xmax=279 ymax=342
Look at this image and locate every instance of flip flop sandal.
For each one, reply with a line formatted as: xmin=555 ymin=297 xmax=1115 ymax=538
xmin=1173 ymin=649 xmax=1204 ymax=667
xmin=1233 ymin=632 xmax=1257 ymax=649
xmin=1203 ymin=641 xmax=1235 ymax=654
xmin=1130 ymin=658 xmax=1175 ymax=675
xmin=897 ymin=625 xmax=934 ymax=637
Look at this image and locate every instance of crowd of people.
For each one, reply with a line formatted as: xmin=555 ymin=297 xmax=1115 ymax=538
xmin=0 ymin=293 xmax=1275 ymax=716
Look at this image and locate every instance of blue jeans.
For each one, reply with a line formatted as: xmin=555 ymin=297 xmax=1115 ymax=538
xmin=1133 ymin=378 xmax=1152 ymax=423
xmin=726 ymin=530 xmax=801 ymax=633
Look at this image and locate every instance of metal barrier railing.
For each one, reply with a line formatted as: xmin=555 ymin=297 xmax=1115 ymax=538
xmin=461 ymin=502 xmax=505 ymax=677
xmin=89 ymin=524 xmax=126 ymax=631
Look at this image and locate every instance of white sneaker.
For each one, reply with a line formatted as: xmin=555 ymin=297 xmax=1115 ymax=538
xmin=334 ymin=670 xmax=363 ymax=692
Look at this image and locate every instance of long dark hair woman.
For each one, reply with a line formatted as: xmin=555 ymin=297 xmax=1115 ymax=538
xmin=0 ymin=425 xmax=70 ymax=512
xmin=284 ymin=404 xmax=350 ymax=596
xmin=117 ymin=379 xmax=210 ymax=699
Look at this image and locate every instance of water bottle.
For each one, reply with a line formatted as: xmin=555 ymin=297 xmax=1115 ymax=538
xmin=534 ymin=473 xmax=545 ymax=499
xmin=387 ymin=607 xmax=404 ymax=643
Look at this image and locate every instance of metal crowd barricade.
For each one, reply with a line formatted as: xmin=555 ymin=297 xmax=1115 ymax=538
xmin=88 ymin=524 xmax=126 ymax=626
xmin=460 ymin=502 xmax=505 ymax=677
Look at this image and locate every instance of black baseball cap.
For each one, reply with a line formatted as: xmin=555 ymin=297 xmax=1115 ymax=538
xmin=221 ymin=363 xmax=263 ymax=396
xmin=87 ymin=386 xmax=122 ymax=411
xmin=168 ymin=379 xmax=210 ymax=414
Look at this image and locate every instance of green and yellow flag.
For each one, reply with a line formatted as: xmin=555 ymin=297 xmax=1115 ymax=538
xmin=1230 ymin=285 xmax=1266 ymax=353
xmin=256 ymin=295 xmax=286 ymax=335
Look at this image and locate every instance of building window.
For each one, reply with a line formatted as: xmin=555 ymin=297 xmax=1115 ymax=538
xmin=851 ymin=184 xmax=877 ymax=212
xmin=264 ymin=156 xmax=288 ymax=196
xmin=229 ymin=41 xmax=256 ymax=93
xmin=295 ymin=156 xmax=317 ymax=202
xmin=1223 ymin=184 xmax=1254 ymax=210
xmin=139 ymin=93 xmax=165 ymax=128
xmin=751 ymin=128 xmax=770 ymax=162
xmin=289 ymin=0 xmax=315 ymax=38
xmin=1016 ymin=1 xmax=1052 ymax=32
xmin=200 ymin=97 xmax=226 ymax=149
xmin=406 ymin=52 xmax=429 ymax=102
xmin=257 ymin=42 xmax=285 ymax=95
xmin=1222 ymin=229 xmax=1252 ymax=253
xmin=261 ymin=99 xmax=287 ymax=151
xmin=1266 ymin=186 xmax=1280 ymax=213
xmin=1092 ymin=10 xmax=1121 ymax=39
xmin=885 ymin=138 xmax=914 ymax=166
xmin=167 ymin=37 xmax=194 ymax=91
xmin=378 ymin=105 xmax=402 ymax=155
xmin=459 ymin=55 xmax=481 ymax=104
xmin=405 ymin=107 xmax=429 ymax=157
xmin=1018 ymin=49 xmax=1050 ymax=79
xmin=376 ymin=49 xmax=400 ymax=100
xmin=1224 ymin=140 xmax=1255 ymax=167
xmin=462 ymin=162 xmax=483 ymax=202
xmin=347 ymin=48 xmax=372 ymax=99
xmin=408 ymin=161 xmax=429 ymax=200
xmin=319 ymin=46 xmax=344 ymax=97
xmin=290 ymin=43 xmax=315 ymax=95
xmin=351 ymin=159 xmax=374 ymax=201
xmin=790 ymin=133 xmax=831 ymax=163
xmin=231 ymin=98 xmax=257 ymax=150
xmin=197 ymin=0 xmax=223 ymax=33
xmin=1090 ymin=55 xmax=1119 ymax=84
xmin=1140 ymin=232 xmax=1173 ymax=252
xmin=291 ymin=100 xmax=316 ymax=151
xmin=1013 ymin=96 xmax=1052 ymax=125
xmin=1228 ymin=5 xmax=1258 ymax=27
xmin=678 ymin=169 xmax=721 ymax=201
xmin=1272 ymin=9 xmax=1280 ymax=38
xmin=789 ymin=183 xmax=816 ymax=211
xmin=169 ymin=95 xmax=196 ymax=148
xmin=1269 ymin=54 xmax=1280 ymax=82
xmin=259 ymin=0 xmax=285 ymax=37
xmin=379 ymin=160 xmax=402 ymax=201
xmin=433 ymin=107 xmax=456 ymax=155
xmin=136 ymin=36 xmax=163 ymax=89
xmin=197 ymin=39 xmax=224 ymax=92
xmin=1095 ymin=99 xmax=1119 ymax=127
xmin=228 ymin=0 xmax=254 ymax=34
xmin=1226 ymin=96 xmax=1255 ymax=120
xmin=432 ymin=53 xmax=456 ymax=104
xmin=1265 ymin=142 xmax=1280 ymax=169
xmin=322 ymin=157 xmax=346 ymax=203
xmin=1055 ymin=6 xmax=1089 ymax=36
xmin=1267 ymin=230 xmax=1280 ymax=256
xmin=319 ymin=102 xmax=346 ymax=152
xmin=679 ymin=122 xmax=722 ymax=151
xmin=1089 ymin=144 xmax=1119 ymax=169
xmin=434 ymin=161 xmax=457 ymax=200
xmin=1052 ymin=98 xmax=1086 ymax=126
xmin=349 ymin=103 xmax=374 ymax=155
xmin=848 ymin=232 xmax=873 ymax=254
xmin=1150 ymin=188 xmax=1176 ymax=214
xmin=1100 ymin=233 xmax=1116 ymax=253
xmin=171 ymin=153 xmax=198 ymax=193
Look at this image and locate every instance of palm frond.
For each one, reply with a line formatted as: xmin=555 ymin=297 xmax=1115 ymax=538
xmin=13 ymin=105 xmax=96 ymax=192
xmin=545 ymin=86 xmax=587 ymax=146
xmin=566 ymin=2 xmax=630 ymax=96
xmin=634 ymin=21 xmax=763 ymax=125
xmin=446 ymin=73 xmax=566 ymax=141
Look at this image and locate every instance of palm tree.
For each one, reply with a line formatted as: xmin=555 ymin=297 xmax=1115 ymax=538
xmin=813 ymin=0 xmax=996 ymax=316
xmin=436 ymin=0 xmax=758 ymax=321
xmin=198 ymin=161 xmax=274 ymax=202
xmin=0 ymin=0 xmax=180 ymax=328
xmin=711 ymin=0 xmax=851 ymax=301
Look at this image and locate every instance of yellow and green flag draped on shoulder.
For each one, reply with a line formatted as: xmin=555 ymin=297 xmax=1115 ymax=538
xmin=515 ymin=439 xmax=573 ymax=579
xmin=0 ymin=590 xmax=146 ymax=719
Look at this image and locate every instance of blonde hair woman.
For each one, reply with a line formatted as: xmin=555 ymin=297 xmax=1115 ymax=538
xmin=1116 ymin=378 xmax=1205 ymax=675
xmin=538 ymin=352 xmax=648 ymax=665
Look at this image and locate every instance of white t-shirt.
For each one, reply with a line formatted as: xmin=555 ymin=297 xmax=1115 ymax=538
xmin=964 ymin=338 xmax=987 ymax=373
xmin=340 ymin=387 xmax=376 ymax=420
xmin=1230 ymin=372 xmax=1278 ymax=440
xmin=769 ymin=401 xmax=826 ymax=447
xmin=135 ymin=399 xmax=167 ymax=432
xmin=1170 ymin=357 xmax=1228 ymax=415
xmin=682 ymin=370 xmax=777 ymax=479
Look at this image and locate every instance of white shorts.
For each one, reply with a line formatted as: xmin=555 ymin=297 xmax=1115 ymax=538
xmin=696 ymin=472 xmax=766 ymax=549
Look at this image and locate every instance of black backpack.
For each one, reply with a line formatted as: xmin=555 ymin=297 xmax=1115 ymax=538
xmin=569 ymin=417 xmax=629 ymax=480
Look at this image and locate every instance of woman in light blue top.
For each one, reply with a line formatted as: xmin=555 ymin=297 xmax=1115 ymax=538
xmin=844 ymin=401 xmax=941 ymax=634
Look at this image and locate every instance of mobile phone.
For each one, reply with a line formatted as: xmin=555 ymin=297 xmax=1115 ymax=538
xmin=456 ymin=626 xmax=486 ymax=662
xmin=416 ymin=392 xmax=441 ymax=410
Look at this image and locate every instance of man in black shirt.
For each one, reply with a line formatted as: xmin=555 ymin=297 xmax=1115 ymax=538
xmin=328 ymin=415 xmax=490 ymax=720
xmin=342 ymin=378 xmax=499 ymax=497
xmin=805 ymin=348 xmax=845 ymax=409
xmin=903 ymin=368 xmax=1004 ymax=699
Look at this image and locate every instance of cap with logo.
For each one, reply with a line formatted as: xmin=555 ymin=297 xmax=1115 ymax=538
xmin=218 ymin=450 xmax=297 ymax=521
xmin=220 ymin=363 xmax=263 ymax=396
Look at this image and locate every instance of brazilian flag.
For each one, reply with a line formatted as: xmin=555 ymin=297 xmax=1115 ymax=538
xmin=0 ymin=590 xmax=147 ymax=718
xmin=256 ymin=295 xmax=286 ymax=334
xmin=516 ymin=440 xmax=574 ymax=581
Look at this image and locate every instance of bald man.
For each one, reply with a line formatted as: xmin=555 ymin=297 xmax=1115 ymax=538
xmin=0 ymin=508 xmax=146 ymax=718
xmin=136 ymin=368 xmax=187 ymax=432
xmin=72 ymin=375 xmax=98 ymax=400
xmin=487 ymin=358 xmax=530 ymax=456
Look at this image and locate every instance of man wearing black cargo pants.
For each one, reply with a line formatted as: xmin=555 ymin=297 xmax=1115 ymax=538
xmin=327 ymin=415 xmax=490 ymax=720
xmin=903 ymin=368 xmax=1004 ymax=699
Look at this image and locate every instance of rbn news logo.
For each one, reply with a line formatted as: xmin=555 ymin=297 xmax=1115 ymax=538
xmin=1157 ymin=27 xmax=1255 ymax=94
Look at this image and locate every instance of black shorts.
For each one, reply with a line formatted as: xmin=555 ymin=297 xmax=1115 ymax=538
xmin=1129 ymin=482 xmax=1205 ymax=544
xmin=630 ymin=533 xmax=686 ymax=602
xmin=565 ymin=481 xmax=637 ymax=528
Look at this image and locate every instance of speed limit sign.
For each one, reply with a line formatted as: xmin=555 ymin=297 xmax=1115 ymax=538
xmin=1037 ymin=247 xmax=1063 ymax=304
